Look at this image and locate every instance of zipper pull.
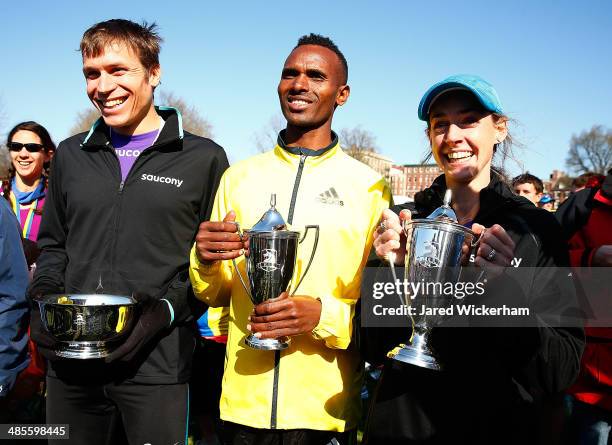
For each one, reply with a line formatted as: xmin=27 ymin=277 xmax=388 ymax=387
xmin=118 ymin=180 xmax=125 ymax=193
xmin=299 ymin=154 xmax=306 ymax=167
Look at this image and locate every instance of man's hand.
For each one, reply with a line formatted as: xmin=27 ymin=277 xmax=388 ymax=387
xmin=195 ymin=211 xmax=245 ymax=263
xmin=105 ymin=292 xmax=171 ymax=363
xmin=592 ymin=245 xmax=612 ymax=266
xmin=373 ymin=209 xmax=410 ymax=265
xmin=247 ymin=292 xmax=322 ymax=339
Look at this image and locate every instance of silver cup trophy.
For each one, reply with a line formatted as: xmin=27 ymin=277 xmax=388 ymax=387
xmin=387 ymin=190 xmax=478 ymax=369
xmin=35 ymin=293 xmax=138 ymax=359
xmin=233 ymin=194 xmax=319 ymax=350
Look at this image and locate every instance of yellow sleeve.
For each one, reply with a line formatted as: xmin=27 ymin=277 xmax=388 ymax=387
xmin=189 ymin=171 xmax=234 ymax=307
xmin=311 ymin=177 xmax=391 ymax=349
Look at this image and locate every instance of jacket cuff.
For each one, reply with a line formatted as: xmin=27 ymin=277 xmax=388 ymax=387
xmin=160 ymin=298 xmax=174 ymax=326
xmin=311 ymin=294 xmax=353 ymax=350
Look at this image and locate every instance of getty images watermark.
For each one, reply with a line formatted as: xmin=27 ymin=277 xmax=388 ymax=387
xmin=370 ymin=278 xmax=529 ymax=318
xmin=360 ymin=266 xmax=609 ymax=328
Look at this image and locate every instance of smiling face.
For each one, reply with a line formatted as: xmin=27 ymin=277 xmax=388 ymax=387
xmin=428 ymin=90 xmax=507 ymax=189
xmin=9 ymin=130 xmax=50 ymax=185
xmin=83 ymin=42 xmax=161 ymax=135
xmin=277 ymin=44 xmax=349 ymax=134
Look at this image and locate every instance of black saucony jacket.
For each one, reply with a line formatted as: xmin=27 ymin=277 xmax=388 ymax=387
xmin=30 ymin=107 xmax=229 ymax=384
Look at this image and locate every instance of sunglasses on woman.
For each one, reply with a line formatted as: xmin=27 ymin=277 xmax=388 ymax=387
xmin=7 ymin=142 xmax=45 ymax=152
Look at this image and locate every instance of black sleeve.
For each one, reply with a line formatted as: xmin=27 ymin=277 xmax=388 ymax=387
xmin=554 ymin=188 xmax=597 ymax=240
xmin=28 ymin=144 xmax=68 ymax=297
xmin=162 ymin=145 xmax=230 ymax=324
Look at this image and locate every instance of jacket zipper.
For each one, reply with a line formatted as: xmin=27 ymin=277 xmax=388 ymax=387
xmin=270 ymin=152 xmax=307 ymax=429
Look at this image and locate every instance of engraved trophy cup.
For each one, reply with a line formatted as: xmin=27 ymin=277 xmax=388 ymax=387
xmin=35 ymin=293 xmax=138 ymax=359
xmin=233 ymin=194 xmax=319 ymax=350
xmin=387 ymin=190 xmax=477 ymax=369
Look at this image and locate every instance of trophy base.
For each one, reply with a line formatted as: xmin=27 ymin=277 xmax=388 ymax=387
xmin=245 ymin=334 xmax=290 ymax=350
xmin=387 ymin=334 xmax=440 ymax=370
xmin=56 ymin=341 xmax=114 ymax=359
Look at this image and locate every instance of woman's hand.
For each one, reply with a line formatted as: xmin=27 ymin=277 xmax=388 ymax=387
xmin=471 ymin=223 xmax=516 ymax=277
xmin=373 ymin=209 xmax=411 ymax=265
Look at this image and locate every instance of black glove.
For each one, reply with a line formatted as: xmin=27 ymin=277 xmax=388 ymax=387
xmin=105 ymin=292 xmax=172 ymax=363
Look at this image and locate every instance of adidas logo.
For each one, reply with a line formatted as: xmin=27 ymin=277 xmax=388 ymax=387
xmin=316 ymin=187 xmax=344 ymax=206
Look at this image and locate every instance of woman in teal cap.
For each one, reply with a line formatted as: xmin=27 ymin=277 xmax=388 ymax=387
xmin=361 ymin=74 xmax=584 ymax=444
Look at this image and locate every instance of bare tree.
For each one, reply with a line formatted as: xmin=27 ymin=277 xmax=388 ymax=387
xmin=69 ymin=91 xmax=213 ymax=138
xmin=157 ymin=91 xmax=213 ymax=138
xmin=253 ymin=114 xmax=286 ymax=153
xmin=340 ymin=126 xmax=377 ymax=162
xmin=566 ymin=125 xmax=612 ymax=174
xmin=70 ymin=108 xmax=101 ymax=135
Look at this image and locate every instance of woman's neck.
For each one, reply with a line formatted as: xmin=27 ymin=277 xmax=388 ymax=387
xmin=447 ymin=171 xmax=491 ymax=224
xmin=15 ymin=175 xmax=41 ymax=193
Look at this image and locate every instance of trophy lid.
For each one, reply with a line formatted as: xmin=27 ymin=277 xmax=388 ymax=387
xmin=426 ymin=189 xmax=458 ymax=222
xmin=250 ymin=194 xmax=288 ymax=232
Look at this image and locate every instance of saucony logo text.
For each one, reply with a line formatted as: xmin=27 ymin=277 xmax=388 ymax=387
xmin=141 ymin=174 xmax=183 ymax=188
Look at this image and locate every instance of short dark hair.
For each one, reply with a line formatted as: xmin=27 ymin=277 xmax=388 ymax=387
xmin=81 ymin=19 xmax=162 ymax=72
xmin=295 ymin=33 xmax=348 ymax=84
xmin=512 ymin=172 xmax=544 ymax=194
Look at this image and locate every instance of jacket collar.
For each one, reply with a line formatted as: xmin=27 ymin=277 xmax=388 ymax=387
xmin=414 ymin=171 xmax=519 ymax=221
xmin=274 ymin=130 xmax=340 ymax=166
xmin=81 ymin=106 xmax=184 ymax=150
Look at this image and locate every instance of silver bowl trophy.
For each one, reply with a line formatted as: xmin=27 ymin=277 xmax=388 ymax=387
xmin=387 ymin=190 xmax=477 ymax=370
xmin=35 ymin=294 xmax=138 ymax=359
xmin=233 ymin=194 xmax=319 ymax=350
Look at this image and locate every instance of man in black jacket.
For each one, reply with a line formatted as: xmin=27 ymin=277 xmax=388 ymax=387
xmin=29 ymin=19 xmax=228 ymax=445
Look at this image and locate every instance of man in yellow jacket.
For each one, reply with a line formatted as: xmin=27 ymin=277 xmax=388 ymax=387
xmin=189 ymin=33 xmax=390 ymax=444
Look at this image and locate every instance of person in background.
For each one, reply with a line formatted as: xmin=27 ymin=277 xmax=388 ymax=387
xmin=363 ymin=74 xmax=584 ymax=444
xmin=512 ymin=172 xmax=543 ymax=205
xmin=556 ymin=168 xmax=612 ymax=444
xmin=2 ymin=121 xmax=55 ymax=266
xmin=1 ymin=121 xmax=55 ymax=428
xmin=539 ymin=193 xmax=555 ymax=211
xmin=0 ymin=196 xmax=30 ymax=420
xmin=572 ymin=172 xmax=605 ymax=193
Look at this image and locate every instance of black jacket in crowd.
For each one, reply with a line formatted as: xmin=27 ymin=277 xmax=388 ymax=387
xmin=362 ymin=174 xmax=585 ymax=445
xmin=30 ymin=107 xmax=229 ymax=384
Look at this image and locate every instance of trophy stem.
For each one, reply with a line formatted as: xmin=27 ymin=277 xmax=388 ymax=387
xmin=387 ymin=333 xmax=440 ymax=370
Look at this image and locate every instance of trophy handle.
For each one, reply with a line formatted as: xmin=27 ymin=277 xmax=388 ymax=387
xmin=229 ymin=221 xmax=255 ymax=304
xmin=290 ymin=225 xmax=319 ymax=296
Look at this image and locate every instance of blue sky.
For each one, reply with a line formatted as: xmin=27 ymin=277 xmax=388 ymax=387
xmin=1 ymin=0 xmax=611 ymax=180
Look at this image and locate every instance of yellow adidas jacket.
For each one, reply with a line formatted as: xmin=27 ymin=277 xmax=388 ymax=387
xmin=190 ymin=134 xmax=390 ymax=431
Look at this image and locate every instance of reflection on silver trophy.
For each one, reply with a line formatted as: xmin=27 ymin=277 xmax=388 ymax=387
xmin=233 ymin=194 xmax=319 ymax=350
xmin=387 ymin=190 xmax=477 ymax=369
xmin=35 ymin=294 xmax=138 ymax=359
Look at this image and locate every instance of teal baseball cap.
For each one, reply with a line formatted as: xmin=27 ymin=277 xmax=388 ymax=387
xmin=418 ymin=74 xmax=504 ymax=121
